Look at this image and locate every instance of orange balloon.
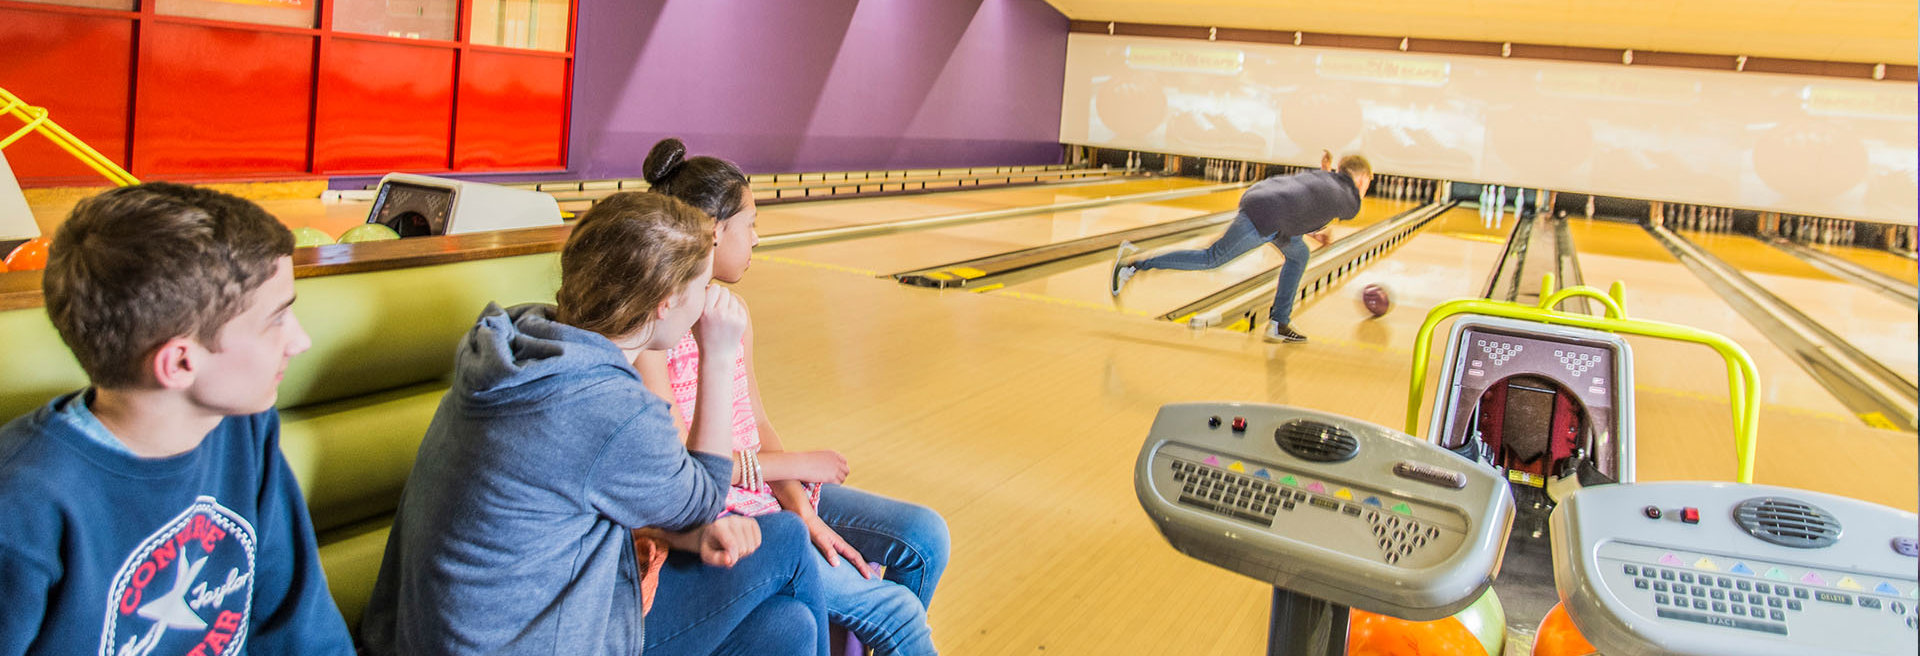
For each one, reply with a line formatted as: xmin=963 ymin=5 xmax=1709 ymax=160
xmin=1532 ymin=603 xmax=1599 ymax=656
xmin=1347 ymin=609 xmax=1486 ymax=656
xmin=4 ymin=237 xmax=50 ymax=272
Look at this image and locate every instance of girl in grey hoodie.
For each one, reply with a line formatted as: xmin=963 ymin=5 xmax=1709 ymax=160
xmin=360 ymin=192 xmax=827 ymax=655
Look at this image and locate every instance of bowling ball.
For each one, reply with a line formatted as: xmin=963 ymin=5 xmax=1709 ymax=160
xmin=1093 ymin=71 xmax=1168 ymax=141
xmin=291 ymin=227 xmax=333 ymax=248
xmin=1454 ymin=588 xmax=1506 ymax=656
xmin=1347 ymin=609 xmax=1490 ymax=656
xmin=1752 ymin=119 xmax=1868 ymax=201
xmin=1359 ymin=282 xmax=1394 ymax=318
xmin=1531 ymin=602 xmax=1598 ymax=656
xmin=337 ymin=223 xmax=401 ymax=244
xmin=4 ymin=237 xmax=51 ymax=272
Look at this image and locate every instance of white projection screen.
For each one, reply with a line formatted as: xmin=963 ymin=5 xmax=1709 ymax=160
xmin=1060 ymin=34 xmax=1918 ymax=224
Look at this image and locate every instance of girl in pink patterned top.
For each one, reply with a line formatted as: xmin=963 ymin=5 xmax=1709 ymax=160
xmin=635 ymin=139 xmax=947 ymax=656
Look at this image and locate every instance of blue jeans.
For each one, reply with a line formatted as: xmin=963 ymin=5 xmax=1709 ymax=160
xmin=644 ymin=513 xmax=830 ymax=656
xmin=1134 ymin=211 xmax=1312 ymax=325
xmin=814 ymin=485 xmax=950 ymax=655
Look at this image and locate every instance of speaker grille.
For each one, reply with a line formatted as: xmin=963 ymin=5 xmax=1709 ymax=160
xmin=1274 ymin=420 xmax=1360 ymax=463
xmin=1734 ymin=497 xmax=1841 ymax=549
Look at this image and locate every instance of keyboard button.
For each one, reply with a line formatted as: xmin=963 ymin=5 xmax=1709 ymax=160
xmin=1770 ymin=609 xmax=1785 ymax=621
xmin=1635 ymin=579 xmax=1650 ymax=590
xmin=1656 ymin=594 xmax=1670 ymax=606
xmin=1624 ymin=564 xmax=1639 ymax=576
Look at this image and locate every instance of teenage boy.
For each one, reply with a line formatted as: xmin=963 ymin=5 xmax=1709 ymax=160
xmin=0 ymin=183 xmax=354 ymax=655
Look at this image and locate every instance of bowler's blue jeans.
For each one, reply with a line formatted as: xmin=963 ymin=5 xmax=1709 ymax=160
xmin=1133 ymin=211 xmax=1311 ymax=325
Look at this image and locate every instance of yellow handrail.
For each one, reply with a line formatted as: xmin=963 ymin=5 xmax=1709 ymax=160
xmin=0 ymin=87 xmax=138 ymax=187
xmin=1405 ymin=274 xmax=1763 ymax=484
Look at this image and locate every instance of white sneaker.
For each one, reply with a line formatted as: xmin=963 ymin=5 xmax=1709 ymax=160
xmin=1263 ymin=322 xmax=1307 ymax=343
xmin=1110 ymin=241 xmax=1141 ymax=297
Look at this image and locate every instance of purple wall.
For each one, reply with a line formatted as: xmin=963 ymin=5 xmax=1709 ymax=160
xmin=568 ymin=0 xmax=1069 ymax=177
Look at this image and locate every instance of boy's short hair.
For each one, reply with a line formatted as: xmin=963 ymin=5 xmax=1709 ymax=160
xmin=1338 ymin=155 xmax=1372 ymax=179
xmin=43 ymin=183 xmax=294 ymax=388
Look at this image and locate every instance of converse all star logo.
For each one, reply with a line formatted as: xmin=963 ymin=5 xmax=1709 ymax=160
xmin=100 ymin=496 xmax=258 ymax=656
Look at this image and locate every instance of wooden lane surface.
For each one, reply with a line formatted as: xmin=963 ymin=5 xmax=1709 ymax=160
xmin=983 ymin=197 xmax=1425 ymax=317
xmin=1567 ymin=219 xmax=1855 ymax=418
xmin=726 ymin=257 xmax=1916 ymax=654
xmin=1812 ymin=242 xmax=1920 ymax=286
xmin=1685 ymin=230 xmax=1918 ymax=385
xmin=763 ymin=190 xmax=1246 ymax=276
xmin=754 ymin=176 xmax=1209 ymax=236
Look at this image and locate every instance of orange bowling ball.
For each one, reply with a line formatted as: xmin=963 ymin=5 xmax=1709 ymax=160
xmin=1347 ymin=609 xmax=1488 ymax=656
xmin=1530 ymin=602 xmax=1598 ymax=656
xmin=4 ymin=237 xmax=51 ymax=272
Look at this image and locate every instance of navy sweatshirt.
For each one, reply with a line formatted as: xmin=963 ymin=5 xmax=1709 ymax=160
xmin=1238 ymin=170 xmax=1363 ymax=238
xmin=359 ymin=303 xmax=732 ymax=656
xmin=0 ymin=393 xmax=354 ymax=656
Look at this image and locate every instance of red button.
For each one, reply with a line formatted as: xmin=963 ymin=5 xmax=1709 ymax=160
xmin=1681 ymin=507 xmax=1700 ymax=524
xmin=1643 ymin=506 xmax=1662 ymax=520
xmin=1231 ymin=417 xmax=1248 ymax=432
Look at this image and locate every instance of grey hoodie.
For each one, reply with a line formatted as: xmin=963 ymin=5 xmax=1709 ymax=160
xmin=359 ymin=303 xmax=732 ymax=655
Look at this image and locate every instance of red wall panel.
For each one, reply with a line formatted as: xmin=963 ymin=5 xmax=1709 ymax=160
xmin=0 ymin=9 xmax=133 ymax=185
xmin=453 ymin=51 xmax=566 ymax=170
xmin=314 ymin=39 xmax=455 ymax=173
xmin=133 ymin=23 xmax=314 ymax=175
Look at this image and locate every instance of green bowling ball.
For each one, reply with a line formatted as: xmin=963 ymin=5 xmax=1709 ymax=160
xmin=337 ymin=223 xmax=401 ymax=244
xmin=1453 ymin=587 xmax=1507 ymax=656
xmin=291 ymin=227 xmax=334 ymax=248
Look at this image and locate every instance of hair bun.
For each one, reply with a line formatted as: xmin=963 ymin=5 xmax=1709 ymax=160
xmin=643 ymin=138 xmax=688 ymax=185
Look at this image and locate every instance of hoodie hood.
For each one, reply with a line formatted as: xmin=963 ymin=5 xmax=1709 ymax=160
xmin=453 ymin=302 xmax=639 ymax=406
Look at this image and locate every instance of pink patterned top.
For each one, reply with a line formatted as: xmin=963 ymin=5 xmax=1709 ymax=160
xmin=666 ymin=332 xmax=819 ymax=518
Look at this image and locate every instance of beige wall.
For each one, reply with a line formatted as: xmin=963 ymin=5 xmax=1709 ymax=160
xmin=1061 ymin=34 xmax=1918 ymax=224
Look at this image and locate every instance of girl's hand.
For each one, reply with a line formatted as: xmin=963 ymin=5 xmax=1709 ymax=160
xmin=699 ymin=515 xmax=762 ymax=568
xmin=805 ymin=516 xmax=877 ymax=579
xmin=792 ymin=450 xmax=850 ymax=484
xmin=693 ymin=285 xmax=749 ymax=355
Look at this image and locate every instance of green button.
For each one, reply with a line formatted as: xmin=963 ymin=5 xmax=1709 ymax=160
xmin=1764 ymin=568 xmax=1789 ymax=581
xmin=1391 ymin=503 xmax=1413 ymax=515
xmin=1280 ymin=475 xmax=1299 ymax=486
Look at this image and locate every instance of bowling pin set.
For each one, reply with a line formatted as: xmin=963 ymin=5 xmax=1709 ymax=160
xmin=1367 ymin=174 xmax=1436 ymax=201
xmin=1476 ymin=184 xmax=1541 ymax=229
xmin=1661 ymin=203 xmax=1735 ymax=233
xmin=1778 ymin=215 xmax=1864 ymax=248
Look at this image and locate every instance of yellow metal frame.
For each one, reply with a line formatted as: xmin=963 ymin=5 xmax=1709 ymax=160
xmin=0 ymin=87 xmax=138 ymax=187
xmin=1404 ymin=275 xmax=1763 ymax=484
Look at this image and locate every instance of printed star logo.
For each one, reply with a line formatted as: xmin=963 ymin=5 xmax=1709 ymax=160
xmin=135 ymin=555 xmax=208 ymax=631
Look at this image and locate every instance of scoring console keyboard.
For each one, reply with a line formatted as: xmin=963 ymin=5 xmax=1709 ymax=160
xmin=1136 ymin=403 xmax=1515 ymax=621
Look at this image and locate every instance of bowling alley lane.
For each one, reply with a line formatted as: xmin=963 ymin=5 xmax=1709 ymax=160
xmin=983 ymin=196 xmax=1423 ymax=317
xmin=1812 ymin=241 xmax=1920 ymax=286
xmin=754 ymin=176 xmax=1211 ymax=236
xmin=1681 ymin=230 xmax=1918 ymax=385
xmin=1291 ymin=206 xmax=1512 ymax=348
xmin=761 ymin=189 xmax=1246 ymax=275
xmin=1567 ymin=219 xmax=1856 ymax=418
